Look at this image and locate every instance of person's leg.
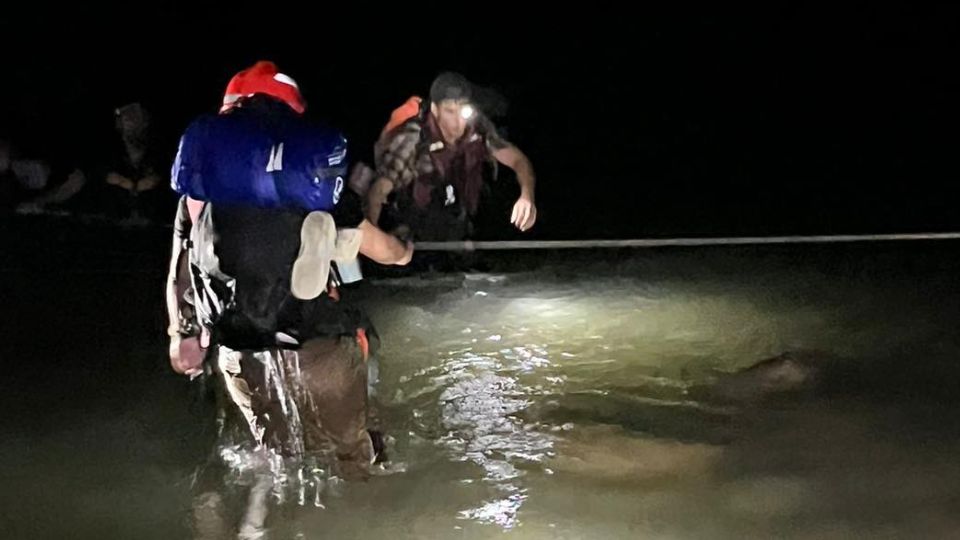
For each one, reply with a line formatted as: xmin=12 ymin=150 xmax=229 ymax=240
xmin=189 ymin=368 xmax=235 ymax=540
xmin=214 ymin=346 xmax=300 ymax=538
xmin=296 ymin=336 xmax=375 ymax=479
xmin=217 ymin=346 xmax=295 ymax=454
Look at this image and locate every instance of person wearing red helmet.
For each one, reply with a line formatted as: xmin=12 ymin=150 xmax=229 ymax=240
xmin=166 ymin=61 xmax=412 ymax=534
xmin=219 ymin=60 xmax=307 ymax=114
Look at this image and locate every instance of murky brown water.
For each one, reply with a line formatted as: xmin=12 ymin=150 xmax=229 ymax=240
xmin=4 ymin=242 xmax=960 ymax=538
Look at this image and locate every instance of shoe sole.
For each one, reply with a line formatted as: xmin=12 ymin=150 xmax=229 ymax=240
xmin=290 ymin=211 xmax=336 ymax=300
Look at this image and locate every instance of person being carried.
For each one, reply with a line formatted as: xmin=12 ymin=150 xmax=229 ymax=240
xmin=165 ymin=60 xmax=413 ymax=537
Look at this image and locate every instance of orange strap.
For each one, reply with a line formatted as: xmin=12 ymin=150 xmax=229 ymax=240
xmin=356 ymin=328 xmax=370 ymax=362
xmin=381 ymin=96 xmax=422 ymax=137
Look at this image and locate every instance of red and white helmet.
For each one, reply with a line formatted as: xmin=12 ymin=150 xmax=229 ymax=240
xmin=220 ymin=60 xmax=306 ymax=114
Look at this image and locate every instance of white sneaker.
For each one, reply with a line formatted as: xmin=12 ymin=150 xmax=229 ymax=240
xmin=290 ymin=211 xmax=336 ymax=300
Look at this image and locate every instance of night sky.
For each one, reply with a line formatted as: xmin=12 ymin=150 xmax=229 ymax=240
xmin=2 ymin=5 xmax=957 ymax=239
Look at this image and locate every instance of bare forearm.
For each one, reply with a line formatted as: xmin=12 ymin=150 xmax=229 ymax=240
xmin=136 ymin=173 xmax=162 ymax=191
xmin=358 ymin=219 xmax=411 ymax=265
xmin=34 ymin=170 xmax=86 ymax=204
xmin=492 ymin=145 xmax=536 ymax=200
xmin=514 ymin=156 xmax=536 ymax=200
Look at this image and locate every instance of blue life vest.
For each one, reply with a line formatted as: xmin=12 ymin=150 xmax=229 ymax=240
xmin=171 ymin=108 xmax=348 ymax=211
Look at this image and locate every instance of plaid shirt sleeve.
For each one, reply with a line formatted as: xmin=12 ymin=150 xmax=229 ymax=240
xmin=374 ymin=123 xmax=422 ymax=190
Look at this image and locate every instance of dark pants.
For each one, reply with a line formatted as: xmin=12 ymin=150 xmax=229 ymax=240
xmin=216 ymin=336 xmax=374 ymax=475
xmin=191 ymin=336 xmax=374 ymax=538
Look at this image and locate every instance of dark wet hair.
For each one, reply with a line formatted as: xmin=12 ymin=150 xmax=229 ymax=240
xmin=429 ymin=72 xmax=472 ymax=103
xmin=429 ymin=72 xmax=509 ymax=118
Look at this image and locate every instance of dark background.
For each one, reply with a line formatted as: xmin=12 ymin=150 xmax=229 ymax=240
xmin=1 ymin=4 xmax=957 ymax=239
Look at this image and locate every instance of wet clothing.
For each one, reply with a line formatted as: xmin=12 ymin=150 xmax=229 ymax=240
xmin=217 ymin=337 xmax=373 ymax=469
xmin=190 ymin=334 xmax=375 ymax=539
xmin=172 ymin=185 xmax=376 ymax=472
xmin=173 ymin=191 xmax=366 ymax=351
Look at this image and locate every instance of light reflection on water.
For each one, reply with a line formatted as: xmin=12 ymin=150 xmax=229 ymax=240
xmin=10 ymin=248 xmax=960 ymax=539
xmin=435 ymin=346 xmax=558 ymax=528
xmin=361 ymin=255 xmax=960 ymax=537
